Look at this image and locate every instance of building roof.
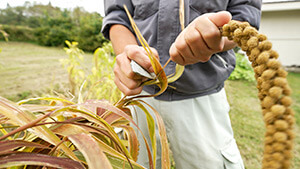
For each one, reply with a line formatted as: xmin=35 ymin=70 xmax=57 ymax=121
xmin=263 ymin=0 xmax=298 ymax=3
xmin=262 ymin=0 xmax=300 ymax=11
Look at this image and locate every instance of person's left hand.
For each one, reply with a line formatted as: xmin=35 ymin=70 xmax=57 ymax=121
xmin=169 ymin=11 xmax=232 ymax=65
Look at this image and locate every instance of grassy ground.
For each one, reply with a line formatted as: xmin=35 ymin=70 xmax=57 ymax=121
xmin=0 ymin=42 xmax=299 ymax=168
xmin=0 ymin=41 xmax=93 ymax=101
xmin=225 ymin=73 xmax=300 ymax=169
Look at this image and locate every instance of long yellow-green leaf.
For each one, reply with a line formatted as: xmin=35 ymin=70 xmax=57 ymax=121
xmin=17 ymin=97 xmax=75 ymax=106
xmin=80 ymin=99 xmax=155 ymax=168
xmin=145 ymin=63 xmax=185 ymax=85
xmin=68 ymin=133 xmax=113 ymax=169
xmin=93 ymin=135 xmax=145 ymax=169
xmin=51 ymin=124 xmax=90 ymax=136
xmin=0 ymin=124 xmax=12 ymax=140
xmin=19 ymin=104 xmax=63 ymax=113
xmin=33 ymin=115 xmax=145 ymax=169
xmin=124 ymin=5 xmax=168 ymax=97
xmin=51 ymin=100 xmax=154 ymax=165
xmin=179 ymin=0 xmax=185 ymax=31
xmin=138 ymin=100 xmax=170 ymax=169
xmin=46 ymin=106 xmax=133 ymax=160
xmin=106 ymin=153 xmax=147 ymax=169
xmin=166 ymin=64 xmax=185 ymax=83
xmin=127 ymin=100 xmax=157 ymax=168
xmin=0 ymin=97 xmax=78 ymax=161
xmin=50 ymin=122 xmax=142 ymax=168
xmin=118 ymin=125 xmax=139 ymax=162
xmin=123 ymin=4 xmax=185 ymax=96
xmin=0 ymin=153 xmax=84 ymax=169
xmin=47 ymin=122 xmax=123 ymax=160
xmin=54 ymin=107 xmax=132 ymax=159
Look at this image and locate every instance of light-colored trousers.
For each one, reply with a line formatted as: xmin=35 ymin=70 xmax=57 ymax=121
xmin=130 ymin=88 xmax=245 ymax=169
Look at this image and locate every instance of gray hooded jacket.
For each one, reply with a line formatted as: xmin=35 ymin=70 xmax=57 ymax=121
xmin=102 ymin=0 xmax=262 ymax=101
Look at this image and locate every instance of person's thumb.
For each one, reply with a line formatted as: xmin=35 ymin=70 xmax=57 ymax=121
xmin=207 ymin=11 xmax=232 ymax=27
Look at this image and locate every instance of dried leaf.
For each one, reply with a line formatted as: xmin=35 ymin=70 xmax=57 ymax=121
xmin=123 ymin=5 xmax=168 ymax=97
xmin=119 ymin=125 xmax=139 ymax=162
xmin=68 ymin=133 xmax=113 ymax=169
xmin=0 ymin=97 xmax=79 ymax=161
xmin=0 ymin=140 xmax=50 ymax=154
xmin=0 ymin=153 xmax=84 ymax=169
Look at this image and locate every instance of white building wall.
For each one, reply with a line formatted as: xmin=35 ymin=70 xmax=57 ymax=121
xmin=260 ymin=9 xmax=300 ymax=66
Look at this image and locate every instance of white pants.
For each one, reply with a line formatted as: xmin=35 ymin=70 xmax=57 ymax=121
xmin=131 ymin=88 xmax=244 ymax=169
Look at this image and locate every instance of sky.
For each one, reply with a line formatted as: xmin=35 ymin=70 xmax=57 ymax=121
xmin=0 ymin=0 xmax=296 ymax=16
xmin=0 ymin=0 xmax=105 ymax=16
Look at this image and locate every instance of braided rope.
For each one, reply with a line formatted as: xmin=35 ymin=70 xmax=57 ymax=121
xmin=222 ymin=20 xmax=295 ymax=169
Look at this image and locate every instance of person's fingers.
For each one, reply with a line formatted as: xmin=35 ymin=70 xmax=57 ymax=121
xmin=115 ymin=52 xmax=143 ymax=80
xmin=113 ymin=44 xmax=160 ymax=95
xmin=194 ymin=12 xmax=229 ymax=51
xmin=207 ymin=11 xmax=232 ymax=27
xmin=169 ymin=43 xmax=185 ymax=65
xmin=114 ymin=65 xmax=142 ymax=90
xmin=184 ymin=25 xmax=212 ymax=62
xmin=125 ymin=45 xmax=154 ymax=73
xmin=195 ymin=18 xmax=223 ymax=51
xmin=142 ymin=47 xmax=160 ymax=72
xmin=113 ymin=75 xmax=143 ymax=96
xmin=171 ymin=30 xmax=196 ymax=64
xmin=148 ymin=47 xmax=160 ymax=59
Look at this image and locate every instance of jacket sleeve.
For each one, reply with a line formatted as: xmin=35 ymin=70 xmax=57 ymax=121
xmin=101 ymin=0 xmax=134 ymax=40
xmin=227 ymin=0 xmax=262 ymax=29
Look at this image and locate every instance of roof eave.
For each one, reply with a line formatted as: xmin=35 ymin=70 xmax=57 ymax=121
xmin=262 ymin=1 xmax=300 ymax=11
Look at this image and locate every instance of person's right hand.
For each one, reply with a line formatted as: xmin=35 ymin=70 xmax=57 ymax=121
xmin=114 ymin=44 xmax=158 ymax=96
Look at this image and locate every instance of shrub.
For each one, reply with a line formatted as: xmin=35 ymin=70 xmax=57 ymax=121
xmin=1 ymin=25 xmax=35 ymax=42
xmin=0 ymin=4 xmax=108 ymax=51
xmin=61 ymin=41 xmax=121 ymax=103
xmin=229 ymin=52 xmax=255 ymax=82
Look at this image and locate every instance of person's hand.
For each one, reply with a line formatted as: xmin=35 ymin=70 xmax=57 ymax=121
xmin=169 ymin=11 xmax=232 ymax=65
xmin=114 ymin=45 xmax=158 ymax=96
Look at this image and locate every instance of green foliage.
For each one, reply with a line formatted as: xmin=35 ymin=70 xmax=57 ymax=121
xmin=0 ymin=26 xmax=8 ymax=69
xmin=0 ymin=2 xmax=108 ymax=51
xmin=229 ymin=53 xmax=255 ymax=82
xmin=1 ymin=24 xmax=35 ymax=42
xmin=62 ymin=41 xmax=121 ymax=103
xmin=61 ymin=41 xmax=86 ymax=96
xmin=86 ymin=43 xmax=121 ymax=103
xmin=0 ymin=25 xmax=8 ymax=42
xmin=38 ymin=26 xmax=72 ymax=46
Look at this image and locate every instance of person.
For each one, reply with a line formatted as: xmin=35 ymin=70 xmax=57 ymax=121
xmin=102 ymin=0 xmax=261 ymax=168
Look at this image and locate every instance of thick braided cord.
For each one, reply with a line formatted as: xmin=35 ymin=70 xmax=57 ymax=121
xmin=222 ymin=21 xmax=295 ymax=169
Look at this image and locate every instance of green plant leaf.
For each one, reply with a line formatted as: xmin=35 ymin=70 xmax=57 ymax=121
xmin=166 ymin=64 xmax=185 ymax=84
xmin=127 ymin=100 xmax=157 ymax=168
xmin=138 ymin=100 xmax=170 ymax=169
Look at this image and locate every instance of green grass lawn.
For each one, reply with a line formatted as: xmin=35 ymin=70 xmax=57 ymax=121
xmin=0 ymin=41 xmax=299 ymax=168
